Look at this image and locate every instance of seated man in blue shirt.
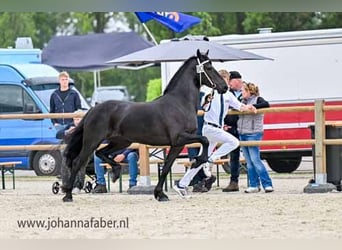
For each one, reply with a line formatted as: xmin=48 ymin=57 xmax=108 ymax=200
xmin=92 ymin=148 xmax=139 ymax=193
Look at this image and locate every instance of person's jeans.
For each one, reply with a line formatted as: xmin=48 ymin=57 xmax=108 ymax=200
xmin=126 ymin=151 xmax=139 ymax=187
xmin=240 ymin=132 xmax=273 ymax=188
xmin=94 ymin=154 xmax=106 ymax=185
xmin=94 ymin=152 xmax=139 ymax=187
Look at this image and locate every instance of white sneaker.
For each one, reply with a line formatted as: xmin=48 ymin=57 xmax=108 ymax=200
xmin=72 ymin=187 xmax=81 ymax=194
xmin=202 ymin=162 xmax=212 ymax=177
xmin=173 ymin=184 xmax=191 ymax=199
xmin=264 ymin=186 xmax=274 ymax=193
xmin=244 ymin=187 xmax=260 ymax=193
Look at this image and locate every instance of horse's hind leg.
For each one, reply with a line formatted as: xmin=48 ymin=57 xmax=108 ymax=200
xmin=154 ymin=146 xmax=183 ymax=202
xmin=63 ymin=146 xmax=98 ymax=202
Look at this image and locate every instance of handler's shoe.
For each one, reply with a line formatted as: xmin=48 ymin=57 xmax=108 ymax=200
xmin=173 ymin=183 xmax=191 ymax=199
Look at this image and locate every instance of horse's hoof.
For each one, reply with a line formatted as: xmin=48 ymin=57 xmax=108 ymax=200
xmin=157 ymin=196 xmax=169 ymax=202
xmin=62 ymin=196 xmax=73 ymax=202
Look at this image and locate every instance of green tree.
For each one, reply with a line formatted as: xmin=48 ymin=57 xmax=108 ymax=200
xmin=318 ymin=12 xmax=342 ymax=28
xmin=145 ymin=78 xmax=162 ymax=102
xmin=243 ymin=12 xmax=319 ymax=33
xmin=0 ymin=13 xmax=36 ymax=48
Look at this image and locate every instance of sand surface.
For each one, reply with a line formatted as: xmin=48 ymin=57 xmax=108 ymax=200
xmin=1 ymin=170 xmax=342 ymax=239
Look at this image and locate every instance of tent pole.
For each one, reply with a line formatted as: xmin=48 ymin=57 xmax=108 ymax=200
xmin=141 ymin=23 xmax=158 ymax=45
xmin=93 ymin=71 xmax=97 ymax=92
xmin=97 ymin=71 xmax=101 ymax=87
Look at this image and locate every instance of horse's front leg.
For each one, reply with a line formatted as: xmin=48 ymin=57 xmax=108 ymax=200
xmin=154 ymin=146 xmax=183 ymax=202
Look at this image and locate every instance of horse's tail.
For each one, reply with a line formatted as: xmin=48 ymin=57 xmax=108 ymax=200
xmin=64 ymin=116 xmax=86 ymax=169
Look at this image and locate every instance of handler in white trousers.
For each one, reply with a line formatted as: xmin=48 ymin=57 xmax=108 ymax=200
xmin=174 ymin=76 xmax=254 ymax=197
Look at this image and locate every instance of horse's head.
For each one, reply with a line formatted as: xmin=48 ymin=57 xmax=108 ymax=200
xmin=196 ymin=49 xmax=228 ymax=94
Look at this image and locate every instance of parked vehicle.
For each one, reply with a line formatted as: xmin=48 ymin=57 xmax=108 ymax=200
xmin=161 ymin=28 xmax=342 ymax=173
xmin=90 ymin=85 xmax=132 ymax=106
xmin=0 ymin=48 xmax=89 ymax=176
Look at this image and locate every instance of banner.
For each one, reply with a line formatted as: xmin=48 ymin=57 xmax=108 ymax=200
xmin=135 ymin=12 xmax=201 ymax=33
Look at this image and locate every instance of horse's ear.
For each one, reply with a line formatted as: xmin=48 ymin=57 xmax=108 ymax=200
xmin=196 ymin=49 xmax=201 ymax=58
xmin=205 ymin=49 xmax=209 ymax=56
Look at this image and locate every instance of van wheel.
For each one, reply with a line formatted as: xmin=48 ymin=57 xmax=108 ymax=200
xmin=266 ymin=156 xmax=301 ymax=173
xmin=33 ymin=151 xmax=62 ymax=176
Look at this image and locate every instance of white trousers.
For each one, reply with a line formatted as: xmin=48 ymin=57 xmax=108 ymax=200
xmin=179 ymin=124 xmax=239 ymax=188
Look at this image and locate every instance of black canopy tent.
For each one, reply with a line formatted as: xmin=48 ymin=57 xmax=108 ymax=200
xmin=42 ymin=31 xmax=154 ymax=90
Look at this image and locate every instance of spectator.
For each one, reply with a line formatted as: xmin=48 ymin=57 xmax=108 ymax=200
xmin=50 ymin=71 xmax=81 ymax=131
xmin=92 ymin=148 xmax=139 ymax=193
xmin=237 ymin=82 xmax=273 ymax=193
xmin=222 ymin=70 xmax=244 ymax=192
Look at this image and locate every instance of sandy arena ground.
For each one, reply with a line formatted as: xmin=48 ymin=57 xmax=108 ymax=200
xmin=1 ymin=164 xmax=342 ymax=239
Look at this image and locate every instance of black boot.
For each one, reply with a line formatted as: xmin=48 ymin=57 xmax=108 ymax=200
xmin=111 ymin=164 xmax=121 ymax=183
xmin=192 ymin=180 xmax=209 ymax=193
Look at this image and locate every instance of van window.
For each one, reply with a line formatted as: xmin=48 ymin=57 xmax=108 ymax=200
xmin=0 ymin=85 xmax=39 ymax=113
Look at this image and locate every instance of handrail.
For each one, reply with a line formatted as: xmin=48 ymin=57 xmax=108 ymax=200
xmin=3 ymin=138 xmax=342 ymax=151
xmin=1 ymin=102 xmax=342 ymax=187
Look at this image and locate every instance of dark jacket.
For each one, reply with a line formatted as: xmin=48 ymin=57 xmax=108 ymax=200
xmin=50 ymin=88 xmax=81 ymax=125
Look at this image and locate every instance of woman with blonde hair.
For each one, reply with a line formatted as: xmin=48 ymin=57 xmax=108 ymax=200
xmin=238 ymin=82 xmax=274 ymax=193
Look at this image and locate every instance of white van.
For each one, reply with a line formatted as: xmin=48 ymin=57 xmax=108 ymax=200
xmin=90 ymin=85 xmax=132 ymax=106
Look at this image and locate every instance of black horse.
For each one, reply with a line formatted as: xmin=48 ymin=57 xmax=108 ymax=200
xmin=63 ymin=49 xmax=228 ymax=202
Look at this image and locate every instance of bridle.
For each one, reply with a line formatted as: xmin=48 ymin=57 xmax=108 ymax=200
xmin=196 ymin=57 xmax=217 ymax=89
xmin=196 ymin=57 xmax=216 ymax=112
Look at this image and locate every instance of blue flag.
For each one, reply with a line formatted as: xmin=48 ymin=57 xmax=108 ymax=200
xmin=135 ymin=12 xmax=201 ymax=33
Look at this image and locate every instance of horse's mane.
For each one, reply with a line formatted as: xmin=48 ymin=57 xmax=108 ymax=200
xmin=163 ymin=55 xmax=198 ymax=95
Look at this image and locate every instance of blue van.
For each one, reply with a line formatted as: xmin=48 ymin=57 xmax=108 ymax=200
xmin=0 ymin=63 xmax=89 ymax=175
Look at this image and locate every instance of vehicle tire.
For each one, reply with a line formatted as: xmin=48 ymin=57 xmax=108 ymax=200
xmin=52 ymin=181 xmax=60 ymax=194
xmin=266 ymin=156 xmax=302 ymax=173
xmin=84 ymin=181 xmax=93 ymax=193
xmin=32 ymin=150 xmax=62 ymax=176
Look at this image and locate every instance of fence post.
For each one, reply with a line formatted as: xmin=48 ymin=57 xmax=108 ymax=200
xmin=304 ymin=99 xmax=336 ymax=193
xmin=314 ymin=99 xmax=326 ymax=184
xmin=138 ymin=144 xmax=151 ymax=186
